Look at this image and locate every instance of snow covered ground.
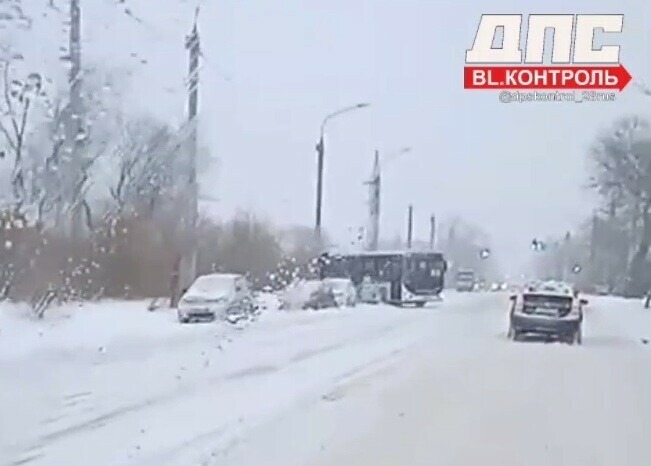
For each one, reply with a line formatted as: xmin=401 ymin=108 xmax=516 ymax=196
xmin=1 ymin=292 xmax=651 ymax=465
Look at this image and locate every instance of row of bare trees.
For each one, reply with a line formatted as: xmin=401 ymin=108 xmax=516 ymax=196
xmin=532 ymin=115 xmax=651 ymax=297
xmin=0 ymin=4 xmax=326 ymax=313
xmin=0 ymin=205 xmax=321 ymax=305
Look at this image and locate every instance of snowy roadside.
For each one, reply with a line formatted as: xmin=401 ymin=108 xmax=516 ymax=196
xmin=0 ymin=292 xmax=482 ymax=466
xmin=584 ymin=295 xmax=651 ymax=345
xmin=0 ymin=292 xmax=284 ymax=363
xmin=0 ymin=300 xmax=190 ymax=362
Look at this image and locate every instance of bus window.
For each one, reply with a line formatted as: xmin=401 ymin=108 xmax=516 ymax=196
xmin=362 ymin=258 xmax=375 ymax=276
xmin=377 ymin=258 xmax=387 ymax=277
xmin=377 ymin=256 xmax=397 ymax=278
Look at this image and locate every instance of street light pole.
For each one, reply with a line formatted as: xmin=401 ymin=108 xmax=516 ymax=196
xmin=314 ymin=103 xmax=369 ymax=244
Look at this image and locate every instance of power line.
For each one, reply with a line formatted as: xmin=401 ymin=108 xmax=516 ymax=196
xmin=102 ymin=0 xmax=232 ymax=82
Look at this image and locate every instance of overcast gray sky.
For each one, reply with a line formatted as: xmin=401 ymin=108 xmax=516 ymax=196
xmin=14 ymin=0 xmax=651 ymax=273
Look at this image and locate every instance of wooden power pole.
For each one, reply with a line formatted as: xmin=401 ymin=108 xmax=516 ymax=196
xmin=406 ymin=205 xmax=413 ymax=249
xmin=429 ymin=214 xmax=436 ymax=250
xmin=172 ymin=10 xmax=201 ymax=307
xmin=67 ymin=0 xmax=83 ymax=237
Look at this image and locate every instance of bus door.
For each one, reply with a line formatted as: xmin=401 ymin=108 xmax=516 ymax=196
xmin=389 ymin=257 xmax=403 ymax=302
xmin=407 ymin=257 xmax=437 ymax=292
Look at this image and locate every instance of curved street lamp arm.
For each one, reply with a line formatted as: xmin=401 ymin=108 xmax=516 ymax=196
xmin=320 ymin=103 xmax=370 ymax=138
xmin=382 ymin=146 xmax=412 ymax=169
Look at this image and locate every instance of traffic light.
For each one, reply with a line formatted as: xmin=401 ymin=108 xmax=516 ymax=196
xmin=531 ymin=239 xmax=546 ymax=251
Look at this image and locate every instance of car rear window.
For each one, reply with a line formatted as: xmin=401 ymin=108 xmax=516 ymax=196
xmin=523 ymin=294 xmax=572 ymax=309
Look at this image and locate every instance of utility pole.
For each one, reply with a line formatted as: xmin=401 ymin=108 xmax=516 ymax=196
xmin=173 ymin=9 xmax=200 ymax=307
xmin=447 ymin=222 xmax=456 ymax=274
xmin=67 ymin=0 xmax=83 ymax=237
xmin=187 ymin=8 xmax=200 ymax=232
xmin=365 ymin=150 xmax=380 ymax=251
xmin=429 ymin=214 xmax=436 ymax=250
xmin=406 ymin=205 xmax=413 ymax=249
xmin=314 ymin=136 xmax=324 ymax=243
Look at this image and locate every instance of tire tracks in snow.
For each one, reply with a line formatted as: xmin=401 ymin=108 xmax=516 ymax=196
xmin=10 ymin=310 xmax=429 ymax=465
xmin=112 ymin=313 xmax=435 ymax=466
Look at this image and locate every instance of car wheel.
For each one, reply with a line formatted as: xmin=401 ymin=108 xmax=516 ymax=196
xmin=507 ymin=325 xmax=514 ymax=339
xmin=575 ymin=328 xmax=582 ymax=345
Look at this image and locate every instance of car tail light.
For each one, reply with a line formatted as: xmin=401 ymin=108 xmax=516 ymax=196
xmin=557 ymin=308 xmax=571 ymax=317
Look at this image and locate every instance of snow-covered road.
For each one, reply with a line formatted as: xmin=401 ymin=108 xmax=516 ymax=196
xmin=2 ymin=292 xmax=651 ymax=465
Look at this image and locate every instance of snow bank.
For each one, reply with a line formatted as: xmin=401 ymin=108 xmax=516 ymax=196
xmin=0 ymin=300 xmax=174 ymax=360
xmin=585 ymin=295 xmax=651 ymax=344
xmin=0 ymin=292 xmax=487 ymax=466
xmin=0 ymin=290 xmax=287 ymax=363
xmin=279 ymin=280 xmax=322 ymax=310
xmin=254 ymin=292 xmax=282 ymax=311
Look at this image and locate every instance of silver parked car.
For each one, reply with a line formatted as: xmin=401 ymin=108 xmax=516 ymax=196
xmin=177 ymin=273 xmax=255 ymax=323
xmin=322 ymin=277 xmax=357 ymax=307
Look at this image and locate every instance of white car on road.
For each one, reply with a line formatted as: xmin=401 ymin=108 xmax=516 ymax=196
xmin=177 ymin=273 xmax=255 ymax=323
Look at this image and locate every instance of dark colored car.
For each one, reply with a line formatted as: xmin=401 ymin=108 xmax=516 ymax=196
xmin=302 ymin=284 xmax=338 ymax=310
xmin=507 ymin=282 xmax=587 ymax=344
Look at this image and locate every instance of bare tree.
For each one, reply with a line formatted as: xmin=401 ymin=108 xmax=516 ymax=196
xmin=0 ymin=60 xmax=44 ymax=213
xmin=108 ymin=116 xmax=179 ymax=219
xmin=22 ymin=66 xmax=124 ymax=231
xmin=589 ymin=115 xmax=651 ymax=295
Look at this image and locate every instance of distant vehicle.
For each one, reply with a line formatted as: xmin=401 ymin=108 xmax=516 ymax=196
xmin=177 ymin=273 xmax=255 ymax=323
xmin=317 ymin=249 xmax=447 ymax=306
xmin=594 ymin=284 xmax=609 ymax=295
xmin=302 ymin=282 xmax=339 ymax=310
xmin=359 ymin=275 xmax=381 ymax=304
xmin=489 ymin=282 xmax=507 ymax=292
xmin=322 ymin=277 xmax=357 ymax=307
xmin=507 ymin=280 xmax=587 ymax=344
xmin=455 ymin=268 xmax=475 ymax=292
